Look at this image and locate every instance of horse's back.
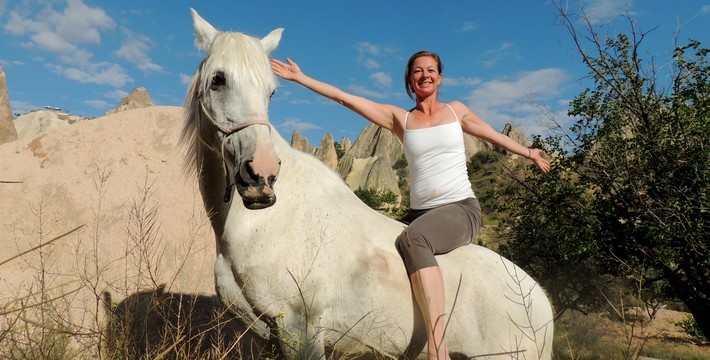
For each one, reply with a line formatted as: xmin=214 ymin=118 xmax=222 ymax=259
xmin=254 ymin=138 xmax=554 ymax=358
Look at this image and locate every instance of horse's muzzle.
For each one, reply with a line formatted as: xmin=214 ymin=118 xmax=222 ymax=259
xmin=234 ymin=158 xmax=279 ymax=209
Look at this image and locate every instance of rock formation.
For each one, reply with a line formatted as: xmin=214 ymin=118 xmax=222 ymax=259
xmin=104 ymin=87 xmax=154 ymax=115
xmin=0 ymin=65 xmax=17 ymax=145
xmin=14 ymin=110 xmax=82 ymax=140
xmin=337 ymin=124 xmax=402 ymax=178
xmin=290 ymin=130 xmax=315 ymax=154
xmin=339 ymin=137 xmax=351 ymax=153
xmin=314 ymin=133 xmax=338 ymax=171
xmin=336 ymin=124 xmax=403 ymax=202
xmin=502 ymin=123 xmax=533 ymax=151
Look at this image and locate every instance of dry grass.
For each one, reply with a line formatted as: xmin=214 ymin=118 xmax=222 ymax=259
xmin=553 ymin=309 xmax=709 ymax=360
xmin=2 ymin=168 xmax=706 ymax=359
xmin=0 ymin=171 xmax=274 ymax=359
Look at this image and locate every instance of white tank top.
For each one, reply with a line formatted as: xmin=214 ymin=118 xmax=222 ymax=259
xmin=403 ymin=103 xmax=475 ymax=209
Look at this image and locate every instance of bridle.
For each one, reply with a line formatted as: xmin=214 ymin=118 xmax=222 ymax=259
xmin=197 ymin=92 xmax=271 ymax=203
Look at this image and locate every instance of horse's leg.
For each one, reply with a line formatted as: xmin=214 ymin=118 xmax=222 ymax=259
xmin=277 ymin=313 xmax=326 ymax=360
xmin=399 ymin=291 xmax=427 ymax=360
xmin=214 ymin=254 xmax=271 ymax=339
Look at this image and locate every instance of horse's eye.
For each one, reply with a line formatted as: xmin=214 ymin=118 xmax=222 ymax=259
xmin=211 ymin=71 xmax=226 ymax=88
xmin=269 ymin=89 xmax=276 ymax=99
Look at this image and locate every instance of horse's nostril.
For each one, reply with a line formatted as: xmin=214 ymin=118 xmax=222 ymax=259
xmin=238 ymin=160 xmax=257 ymax=183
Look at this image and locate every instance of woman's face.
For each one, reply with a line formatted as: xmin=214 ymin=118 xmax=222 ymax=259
xmin=409 ymin=56 xmax=441 ymax=98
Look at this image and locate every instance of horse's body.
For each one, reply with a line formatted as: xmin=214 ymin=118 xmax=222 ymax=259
xmin=182 ymin=9 xmax=553 ymax=359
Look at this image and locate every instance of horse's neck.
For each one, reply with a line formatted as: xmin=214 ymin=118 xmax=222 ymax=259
xmin=199 ymin=144 xmax=231 ymax=235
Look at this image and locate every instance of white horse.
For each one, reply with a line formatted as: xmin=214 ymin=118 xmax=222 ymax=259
xmin=181 ymin=9 xmax=554 ymax=360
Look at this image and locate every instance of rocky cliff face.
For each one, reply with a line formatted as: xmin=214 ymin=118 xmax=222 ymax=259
xmin=0 ymin=65 xmax=17 ymax=145
xmin=289 ymin=122 xmax=530 ymax=207
xmin=104 ymin=87 xmax=154 ymax=115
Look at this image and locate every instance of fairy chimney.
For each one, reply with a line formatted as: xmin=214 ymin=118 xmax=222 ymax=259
xmin=339 ymin=137 xmax=351 ymax=153
xmin=337 ymin=124 xmax=402 ymax=178
xmin=314 ymin=133 xmax=338 ymax=171
xmin=0 ymin=65 xmax=17 ymax=145
xmin=105 ymin=87 xmax=154 ymax=115
xmin=290 ymin=130 xmax=315 ymax=155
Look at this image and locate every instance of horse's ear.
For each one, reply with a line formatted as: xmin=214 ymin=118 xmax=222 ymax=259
xmin=190 ymin=8 xmax=219 ymax=51
xmin=261 ymin=28 xmax=284 ymax=56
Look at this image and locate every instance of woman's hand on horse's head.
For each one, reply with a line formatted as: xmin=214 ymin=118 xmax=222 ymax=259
xmin=271 ymin=58 xmax=302 ymax=82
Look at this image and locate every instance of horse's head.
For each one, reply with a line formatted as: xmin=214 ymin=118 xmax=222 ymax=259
xmin=185 ymin=9 xmax=283 ymax=210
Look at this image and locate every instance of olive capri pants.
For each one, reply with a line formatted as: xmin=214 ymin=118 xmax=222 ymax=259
xmin=395 ymin=197 xmax=482 ymax=276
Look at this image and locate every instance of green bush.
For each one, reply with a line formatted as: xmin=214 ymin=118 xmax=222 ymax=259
xmin=354 ymin=187 xmax=398 ymax=210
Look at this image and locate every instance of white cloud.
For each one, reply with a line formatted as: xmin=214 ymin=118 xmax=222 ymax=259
xmin=702 ymin=4 xmax=710 ymax=14
xmin=348 ymin=84 xmax=389 ymax=99
xmin=30 ymin=30 xmax=75 ymax=53
xmin=276 ymin=117 xmax=321 ymax=132
xmin=458 ymin=21 xmax=478 ymax=32
xmin=0 ymin=59 xmax=26 ymax=68
xmin=464 ymin=68 xmax=571 ymax=132
xmin=443 ymin=76 xmax=481 ymax=87
xmin=371 ymin=72 xmax=392 ymax=88
xmin=114 ymin=31 xmax=163 ymax=74
xmin=355 ymin=42 xmax=395 ymax=70
xmin=10 ymin=99 xmax=38 ymax=115
xmin=137 ymin=62 xmax=162 ymax=73
xmin=482 ymin=42 xmax=517 ymax=69
xmin=104 ymin=89 xmax=129 ymax=100
xmin=179 ymin=73 xmax=194 ymax=86
xmin=583 ymin=0 xmax=633 ymax=25
xmin=84 ymin=99 xmax=109 ymax=109
xmin=115 ymin=38 xmax=151 ymax=64
xmin=55 ymin=0 xmax=115 ymax=44
xmin=10 ymin=0 xmax=115 ymax=49
xmin=363 ymin=58 xmax=380 ymax=70
xmin=47 ymin=62 xmax=132 ymax=87
xmin=2 ymin=0 xmax=125 ymax=85
xmin=58 ymin=49 xmax=94 ymax=66
xmin=3 ymin=11 xmax=50 ymax=35
xmin=356 ymin=42 xmax=382 ymax=56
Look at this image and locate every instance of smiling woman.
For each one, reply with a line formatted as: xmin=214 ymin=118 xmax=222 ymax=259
xmin=273 ymin=46 xmax=551 ymax=359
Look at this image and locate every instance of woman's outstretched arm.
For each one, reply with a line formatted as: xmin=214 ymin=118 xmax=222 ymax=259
xmin=271 ymin=58 xmax=404 ymax=138
xmin=453 ymin=101 xmax=551 ymax=173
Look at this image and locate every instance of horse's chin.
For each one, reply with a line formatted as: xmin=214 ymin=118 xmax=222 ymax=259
xmin=236 ymin=183 xmax=277 ymax=210
xmin=241 ymin=196 xmax=276 ymax=210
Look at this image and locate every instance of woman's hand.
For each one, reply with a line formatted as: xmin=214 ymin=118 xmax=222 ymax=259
xmin=271 ymin=58 xmax=302 ymax=82
xmin=529 ymin=148 xmax=551 ymax=173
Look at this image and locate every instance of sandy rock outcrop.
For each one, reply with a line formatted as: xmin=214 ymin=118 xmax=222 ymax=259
xmin=339 ymin=137 xmax=351 ymax=153
xmin=0 ymin=65 xmax=17 ymax=145
xmin=290 ymin=130 xmax=315 ymax=154
xmin=314 ymin=133 xmax=338 ymax=171
xmin=104 ymin=87 xmax=154 ymax=115
xmin=503 ymin=123 xmax=533 ymax=152
xmin=13 ymin=110 xmax=83 ymax=140
xmin=336 ymin=124 xmax=402 ymax=202
xmin=0 ymin=106 xmax=215 ymax=337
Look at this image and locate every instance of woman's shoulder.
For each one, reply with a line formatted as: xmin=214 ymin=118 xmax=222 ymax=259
xmin=446 ymin=100 xmax=467 ymax=110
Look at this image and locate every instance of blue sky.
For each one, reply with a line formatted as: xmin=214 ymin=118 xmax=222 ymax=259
xmin=0 ymin=1 xmax=708 ymax=145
